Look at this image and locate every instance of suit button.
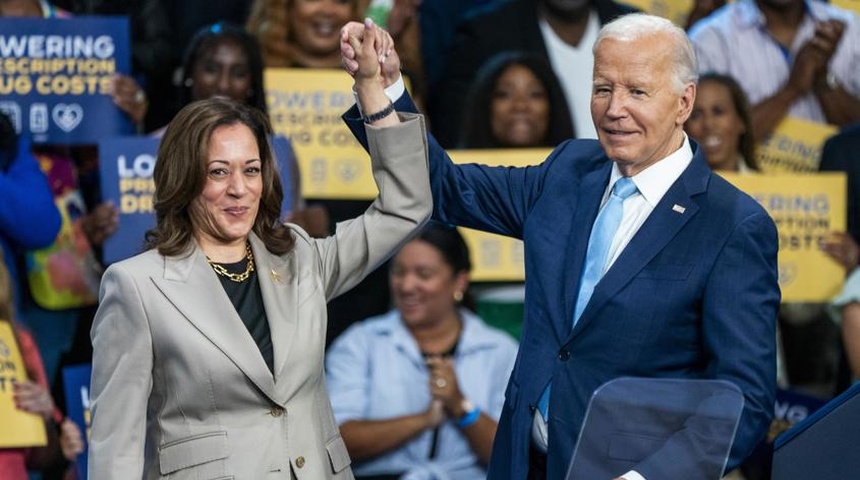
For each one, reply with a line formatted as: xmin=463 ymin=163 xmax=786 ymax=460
xmin=295 ymin=456 xmax=305 ymax=468
xmin=558 ymin=350 xmax=570 ymax=361
xmin=270 ymin=406 xmax=285 ymax=417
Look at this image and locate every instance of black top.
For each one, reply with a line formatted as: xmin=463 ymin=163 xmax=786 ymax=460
xmin=213 ymin=258 xmax=274 ymax=374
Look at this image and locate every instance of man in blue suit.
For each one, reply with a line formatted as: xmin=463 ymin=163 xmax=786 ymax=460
xmin=340 ymin=14 xmax=779 ymax=479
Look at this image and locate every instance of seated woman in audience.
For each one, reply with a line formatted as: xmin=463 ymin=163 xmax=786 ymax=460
xmin=685 ymin=72 xmax=759 ymax=172
xmin=459 ymin=52 xmax=573 ymax=149
xmin=326 ymin=222 xmax=518 ymax=480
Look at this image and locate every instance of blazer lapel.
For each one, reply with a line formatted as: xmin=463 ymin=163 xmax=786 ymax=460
xmin=151 ymin=244 xmax=278 ymax=403
xmin=249 ymin=234 xmax=298 ymax=393
xmin=561 ymin=162 xmax=612 ymax=339
xmin=572 ymin=155 xmax=711 ymax=335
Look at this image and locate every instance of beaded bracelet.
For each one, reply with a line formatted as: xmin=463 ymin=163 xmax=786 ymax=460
xmin=362 ymin=101 xmax=395 ymax=123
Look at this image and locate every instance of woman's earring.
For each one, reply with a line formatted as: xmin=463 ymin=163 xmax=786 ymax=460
xmin=454 ymin=291 xmax=463 ymax=303
xmin=184 ymin=78 xmax=194 ymax=87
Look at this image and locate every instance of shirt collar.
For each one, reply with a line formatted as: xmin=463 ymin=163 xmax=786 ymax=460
xmin=607 ymin=133 xmax=693 ymax=208
xmin=372 ymin=309 xmax=501 ymax=358
xmin=736 ymin=0 xmax=767 ymax=29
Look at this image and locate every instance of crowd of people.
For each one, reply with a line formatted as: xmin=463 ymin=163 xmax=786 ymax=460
xmin=1 ymin=0 xmax=859 ymax=479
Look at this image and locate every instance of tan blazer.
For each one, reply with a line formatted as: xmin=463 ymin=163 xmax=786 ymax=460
xmin=88 ymin=115 xmax=431 ymax=480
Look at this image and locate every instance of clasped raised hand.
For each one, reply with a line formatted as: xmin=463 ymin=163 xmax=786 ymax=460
xmin=341 ymin=19 xmax=401 ymax=87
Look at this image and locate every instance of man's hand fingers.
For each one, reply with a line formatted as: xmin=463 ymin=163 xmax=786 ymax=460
xmin=340 ymin=21 xmax=364 ymax=50
xmin=347 ymin=34 xmax=362 ymax=53
xmin=342 ymin=57 xmax=359 ymax=75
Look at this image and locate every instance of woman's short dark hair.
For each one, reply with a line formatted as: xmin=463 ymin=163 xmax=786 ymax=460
xmin=459 ymin=51 xmax=574 ymax=149
xmin=698 ymin=72 xmax=758 ymax=171
xmin=408 ymin=221 xmax=474 ymax=310
xmin=180 ymin=22 xmax=268 ymax=115
xmin=412 ymin=221 xmax=472 ymax=274
xmin=146 ymin=97 xmax=294 ymax=256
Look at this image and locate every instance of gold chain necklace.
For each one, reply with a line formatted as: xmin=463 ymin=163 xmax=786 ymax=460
xmin=207 ymin=243 xmax=255 ymax=283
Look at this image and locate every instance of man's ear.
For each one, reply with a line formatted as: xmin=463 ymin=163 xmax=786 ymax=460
xmin=678 ymin=82 xmax=696 ymax=125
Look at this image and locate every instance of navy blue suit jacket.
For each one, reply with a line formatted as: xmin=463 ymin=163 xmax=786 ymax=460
xmin=344 ymin=95 xmax=779 ymax=479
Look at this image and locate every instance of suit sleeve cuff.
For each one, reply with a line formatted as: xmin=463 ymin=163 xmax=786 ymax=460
xmin=352 ymin=75 xmax=406 ymax=115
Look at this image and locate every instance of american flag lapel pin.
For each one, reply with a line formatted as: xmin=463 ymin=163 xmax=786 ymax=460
xmin=672 ymin=204 xmax=686 ymax=214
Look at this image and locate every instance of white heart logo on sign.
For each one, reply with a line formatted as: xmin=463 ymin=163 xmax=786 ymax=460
xmin=52 ymin=104 xmax=84 ymax=132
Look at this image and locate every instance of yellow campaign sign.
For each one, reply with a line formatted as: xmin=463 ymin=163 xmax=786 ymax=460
xmin=450 ymin=149 xmax=847 ymax=295
xmin=831 ymin=0 xmax=860 ymax=15
xmin=721 ymin=173 xmax=847 ymax=302
xmin=0 ymin=322 xmax=47 ymax=448
xmin=450 ymin=149 xmax=551 ymax=281
xmin=265 ymin=68 xmax=373 ymax=199
xmin=755 ymin=116 xmax=838 ymax=173
xmin=622 ymin=0 xmax=694 ymax=26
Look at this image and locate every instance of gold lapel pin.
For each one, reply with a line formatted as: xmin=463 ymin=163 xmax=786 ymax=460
xmin=271 ymin=269 xmax=284 ymax=284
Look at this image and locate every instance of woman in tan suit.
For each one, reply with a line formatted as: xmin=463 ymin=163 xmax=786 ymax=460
xmin=88 ymin=25 xmax=430 ymax=479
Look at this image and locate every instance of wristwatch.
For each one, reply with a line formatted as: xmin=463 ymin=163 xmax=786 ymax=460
xmin=460 ymin=398 xmax=474 ymax=417
xmin=456 ymin=399 xmax=481 ymax=428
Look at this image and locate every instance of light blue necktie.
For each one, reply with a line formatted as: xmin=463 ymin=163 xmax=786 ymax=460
xmin=572 ymin=176 xmax=638 ymax=325
xmin=537 ymin=177 xmax=638 ymax=420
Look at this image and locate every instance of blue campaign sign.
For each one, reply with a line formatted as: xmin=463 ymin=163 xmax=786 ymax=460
xmin=62 ymin=363 xmax=91 ymax=480
xmin=0 ymin=17 xmax=134 ymax=144
xmin=99 ymin=136 xmax=158 ymax=265
xmin=99 ymin=134 xmax=295 ymax=265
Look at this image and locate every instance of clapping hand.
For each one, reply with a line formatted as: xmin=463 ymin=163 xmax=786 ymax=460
xmin=426 ymin=356 xmax=467 ymax=418
xmin=789 ymin=19 xmax=845 ymax=94
xmin=424 ymin=399 xmax=446 ymax=429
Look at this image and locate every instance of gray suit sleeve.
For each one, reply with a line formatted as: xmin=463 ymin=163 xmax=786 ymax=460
xmin=315 ymin=113 xmax=432 ymax=300
xmin=89 ymin=263 xmax=154 ymax=479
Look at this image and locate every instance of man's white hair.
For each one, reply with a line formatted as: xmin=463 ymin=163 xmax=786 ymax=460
xmin=593 ymin=13 xmax=699 ymax=93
